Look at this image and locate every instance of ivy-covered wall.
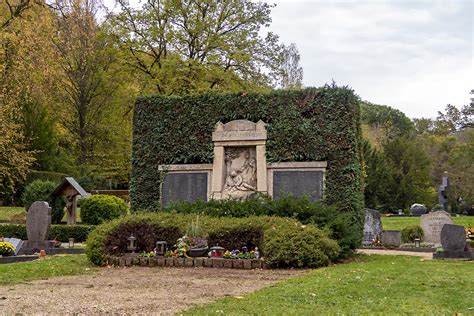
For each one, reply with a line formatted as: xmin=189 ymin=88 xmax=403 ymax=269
xmin=131 ymin=85 xmax=364 ymax=230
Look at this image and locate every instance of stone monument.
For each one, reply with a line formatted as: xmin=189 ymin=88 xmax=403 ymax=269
xmin=211 ymin=120 xmax=267 ymax=199
xmin=420 ymin=211 xmax=453 ymax=244
xmin=362 ymin=209 xmax=383 ymax=246
xmin=433 ymin=224 xmax=473 ymax=259
xmin=158 ymin=119 xmax=327 ymax=205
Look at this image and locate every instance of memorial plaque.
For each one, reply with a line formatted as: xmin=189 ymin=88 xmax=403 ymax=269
xmin=3 ymin=238 xmax=23 ymax=255
xmin=420 ymin=211 xmax=452 ymax=244
xmin=273 ymin=171 xmax=323 ymax=201
xmin=162 ymin=172 xmax=208 ymax=206
xmin=440 ymin=224 xmax=466 ymax=251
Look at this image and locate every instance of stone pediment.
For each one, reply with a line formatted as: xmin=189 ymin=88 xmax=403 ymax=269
xmin=212 ymin=120 xmax=267 ymax=142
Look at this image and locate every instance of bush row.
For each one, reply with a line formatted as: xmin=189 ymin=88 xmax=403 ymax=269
xmin=85 ymin=213 xmax=340 ymax=268
xmin=164 ymin=195 xmax=359 ymax=257
xmin=80 ymin=195 xmax=129 ymax=225
xmin=0 ymin=224 xmax=94 ymax=242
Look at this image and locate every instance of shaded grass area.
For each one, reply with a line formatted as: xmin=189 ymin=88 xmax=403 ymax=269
xmin=382 ymin=216 xmax=473 ymax=231
xmin=0 ymin=206 xmax=24 ymax=222
xmin=0 ymin=255 xmax=97 ymax=285
xmin=185 ymin=255 xmax=474 ymax=315
xmin=0 ymin=206 xmax=82 ymax=223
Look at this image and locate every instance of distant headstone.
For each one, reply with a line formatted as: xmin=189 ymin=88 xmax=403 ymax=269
xmin=3 ymin=238 xmax=23 ymax=255
xmin=272 ymin=171 xmax=323 ymax=201
xmin=362 ymin=209 xmax=382 ymax=246
xmin=438 ymin=171 xmax=449 ymax=212
xmin=440 ymin=224 xmax=466 ymax=251
xmin=410 ymin=203 xmax=428 ymax=215
xmin=420 ymin=211 xmax=452 ymax=244
xmin=382 ymin=230 xmax=401 ymax=247
xmin=26 ymin=201 xmax=51 ymax=241
xmin=162 ymin=172 xmax=208 ymax=206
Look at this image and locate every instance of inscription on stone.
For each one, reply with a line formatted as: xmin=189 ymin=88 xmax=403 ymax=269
xmin=362 ymin=209 xmax=383 ymax=246
xmin=420 ymin=211 xmax=453 ymax=244
xmin=162 ymin=172 xmax=208 ymax=206
xmin=273 ymin=171 xmax=323 ymax=201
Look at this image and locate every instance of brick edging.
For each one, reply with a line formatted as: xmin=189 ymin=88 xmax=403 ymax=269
xmin=107 ymin=256 xmax=268 ymax=269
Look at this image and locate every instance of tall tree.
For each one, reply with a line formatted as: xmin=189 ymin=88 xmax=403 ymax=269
xmin=51 ymin=0 xmax=129 ymax=168
xmin=279 ymin=43 xmax=303 ymax=89
xmin=108 ymin=0 xmax=284 ymax=95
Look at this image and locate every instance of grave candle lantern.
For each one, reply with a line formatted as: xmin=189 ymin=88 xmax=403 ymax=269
xmin=68 ymin=238 xmax=75 ymax=248
xmin=210 ymin=245 xmax=225 ymax=258
xmin=127 ymin=234 xmax=137 ymax=253
xmin=414 ymin=238 xmax=421 ymax=248
xmin=155 ymin=241 xmax=167 ymax=256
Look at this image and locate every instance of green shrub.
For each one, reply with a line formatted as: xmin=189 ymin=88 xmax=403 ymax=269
xmin=80 ymin=195 xmax=128 ymax=225
xmin=85 ymin=212 xmax=339 ymax=267
xmin=207 ymin=225 xmax=264 ymax=251
xmin=401 ymin=225 xmax=424 ymax=243
xmin=25 ymin=171 xmax=67 ymax=186
xmin=165 ymin=195 xmax=357 ymax=258
xmin=0 ymin=224 xmax=94 ymax=242
xmin=21 ymin=180 xmax=65 ymax=224
xmin=264 ymin=225 xmax=340 ymax=268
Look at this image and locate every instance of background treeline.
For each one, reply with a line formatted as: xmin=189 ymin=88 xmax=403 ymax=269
xmin=0 ymin=0 xmax=472 ymax=213
xmin=362 ymin=100 xmax=473 ymax=213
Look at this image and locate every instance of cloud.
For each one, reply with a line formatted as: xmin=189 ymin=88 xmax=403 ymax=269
xmin=268 ymin=0 xmax=473 ymax=118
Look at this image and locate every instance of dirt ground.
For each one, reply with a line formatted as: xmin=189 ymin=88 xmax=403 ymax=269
xmin=0 ymin=267 xmax=304 ymax=315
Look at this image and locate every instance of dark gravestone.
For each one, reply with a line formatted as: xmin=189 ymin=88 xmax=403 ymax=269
xmin=18 ymin=201 xmax=53 ymax=255
xmin=362 ymin=209 xmax=383 ymax=246
xmin=273 ymin=171 xmax=323 ymax=201
xmin=441 ymin=224 xmax=466 ymax=251
xmin=162 ymin=172 xmax=208 ymax=206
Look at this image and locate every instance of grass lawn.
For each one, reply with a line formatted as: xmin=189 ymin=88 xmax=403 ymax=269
xmin=0 ymin=255 xmax=97 ymax=285
xmin=0 ymin=206 xmax=25 ymax=222
xmin=382 ymin=216 xmax=474 ymax=231
xmin=185 ymin=255 xmax=474 ymax=315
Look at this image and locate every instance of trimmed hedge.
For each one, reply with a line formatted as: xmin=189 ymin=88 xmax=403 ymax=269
xmin=80 ymin=195 xmax=128 ymax=225
xmin=401 ymin=225 xmax=424 ymax=243
xmin=131 ymin=86 xmax=364 ymax=249
xmin=165 ymin=195 xmax=358 ymax=257
xmin=0 ymin=224 xmax=94 ymax=242
xmin=85 ymin=213 xmax=340 ymax=267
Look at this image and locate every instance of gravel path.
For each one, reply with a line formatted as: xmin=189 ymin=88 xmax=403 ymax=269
xmin=357 ymin=248 xmax=433 ymax=259
xmin=0 ymin=267 xmax=304 ymax=315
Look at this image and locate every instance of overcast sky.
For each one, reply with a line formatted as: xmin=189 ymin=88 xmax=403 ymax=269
xmin=267 ymin=0 xmax=473 ymax=119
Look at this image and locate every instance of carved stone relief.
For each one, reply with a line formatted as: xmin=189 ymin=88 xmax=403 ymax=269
xmin=223 ymin=147 xmax=257 ymax=197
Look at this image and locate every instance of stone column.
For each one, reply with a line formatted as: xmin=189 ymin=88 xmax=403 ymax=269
xmin=211 ymin=145 xmax=225 ymax=198
xmin=256 ymin=145 xmax=267 ymax=192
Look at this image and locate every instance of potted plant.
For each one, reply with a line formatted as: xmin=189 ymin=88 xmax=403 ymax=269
xmin=181 ymin=216 xmax=209 ymax=257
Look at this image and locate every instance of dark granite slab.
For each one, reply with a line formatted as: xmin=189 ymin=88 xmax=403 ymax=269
xmin=162 ymin=172 xmax=208 ymax=206
xmin=273 ymin=171 xmax=323 ymax=201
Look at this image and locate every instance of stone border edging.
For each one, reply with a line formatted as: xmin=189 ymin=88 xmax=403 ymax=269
xmin=0 ymin=255 xmax=38 ymax=264
xmin=107 ymin=256 xmax=268 ymax=269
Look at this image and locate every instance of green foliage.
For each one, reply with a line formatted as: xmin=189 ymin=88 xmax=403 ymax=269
xmin=80 ymin=194 xmax=128 ymax=225
xmin=85 ymin=213 xmax=338 ymax=268
xmin=263 ymin=225 xmax=340 ymax=268
xmin=166 ymin=195 xmax=357 ymax=257
xmin=21 ymin=180 xmax=66 ymax=224
xmin=0 ymin=224 xmax=93 ymax=242
xmin=25 ymin=171 xmax=67 ymax=186
xmin=207 ymin=225 xmax=264 ymax=252
xmin=0 ymin=241 xmax=15 ymax=256
xmin=108 ymin=0 xmax=283 ymax=94
xmin=131 ymin=86 xmax=364 ymax=249
xmin=401 ymin=225 xmax=424 ymax=243
xmin=383 ymin=137 xmax=435 ymax=209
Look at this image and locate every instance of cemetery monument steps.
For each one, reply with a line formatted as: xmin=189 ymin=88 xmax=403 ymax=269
xmin=159 ymin=120 xmax=327 ymax=205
